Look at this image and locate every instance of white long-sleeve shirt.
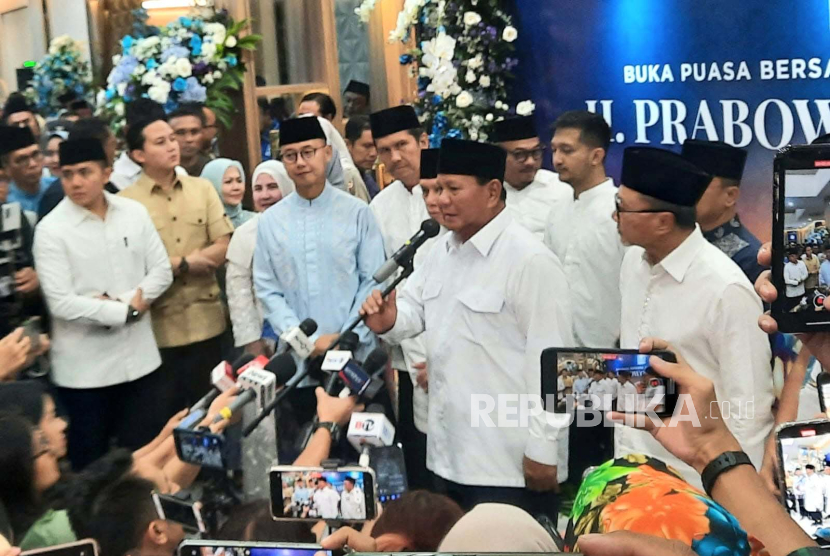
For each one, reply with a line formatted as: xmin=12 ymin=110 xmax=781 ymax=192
xmin=226 ymin=215 xmax=265 ymax=347
xmin=312 ymin=487 xmax=341 ymax=519
xmin=370 ymin=180 xmax=443 ymax=433
xmin=784 ymin=260 xmax=808 ymax=298
xmin=618 ymin=226 xmax=774 ymax=488
xmin=382 ymin=209 xmax=574 ymax=487
xmin=33 ymin=193 xmax=173 ymax=388
xmin=504 ymin=169 xmax=573 ymax=240
xmin=543 ymin=179 xmax=624 ymax=347
xmin=340 ymin=486 xmax=366 ymax=520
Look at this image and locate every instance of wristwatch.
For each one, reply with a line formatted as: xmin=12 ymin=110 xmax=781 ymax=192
xmin=178 ymin=257 xmax=189 ymax=275
xmin=701 ymin=450 xmax=753 ymax=496
xmin=126 ymin=305 xmax=141 ymax=324
xmin=315 ymin=421 xmax=341 ymax=442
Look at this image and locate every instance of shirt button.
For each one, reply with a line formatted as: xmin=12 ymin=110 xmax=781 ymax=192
xmin=198 ymin=218 xmax=203 ymax=223
xmin=167 ymin=197 xmax=172 ymax=202
xmin=176 ymin=238 xmax=181 ymax=243
xmin=172 ymin=216 xmax=177 ymax=221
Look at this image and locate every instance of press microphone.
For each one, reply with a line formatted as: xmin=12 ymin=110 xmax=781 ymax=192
xmin=338 ymin=348 xmax=388 ymax=399
xmin=321 ymin=331 xmax=360 ymax=392
xmin=190 ymin=353 xmax=257 ymax=413
xmin=347 ymin=403 xmax=396 ymax=466
xmin=373 ymin=219 xmax=440 ymax=282
xmin=213 ymin=354 xmax=297 ymax=424
xmin=275 ymin=318 xmax=318 ymax=359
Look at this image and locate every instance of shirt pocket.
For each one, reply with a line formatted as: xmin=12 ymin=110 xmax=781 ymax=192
xmin=456 ymin=288 xmax=505 ymax=344
xmin=182 ymin=209 xmax=210 ymax=251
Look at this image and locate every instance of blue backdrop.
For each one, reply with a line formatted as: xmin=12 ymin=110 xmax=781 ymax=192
xmin=513 ymin=0 xmax=830 ymax=240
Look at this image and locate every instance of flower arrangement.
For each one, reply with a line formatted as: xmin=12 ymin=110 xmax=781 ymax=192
xmin=355 ymin=0 xmax=533 ymax=145
xmin=99 ymin=5 xmax=260 ymax=135
xmin=27 ymin=35 xmax=93 ymax=116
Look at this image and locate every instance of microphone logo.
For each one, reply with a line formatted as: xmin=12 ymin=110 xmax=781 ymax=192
xmin=356 ymin=419 xmax=376 ymax=432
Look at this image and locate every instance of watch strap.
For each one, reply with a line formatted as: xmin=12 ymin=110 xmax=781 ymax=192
xmin=316 ymin=421 xmax=340 ymax=440
xmin=701 ymin=450 xmax=753 ymax=496
xmin=178 ymin=257 xmax=189 ymax=274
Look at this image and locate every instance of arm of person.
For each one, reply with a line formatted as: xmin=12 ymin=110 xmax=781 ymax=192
xmin=132 ymin=408 xmax=189 ymax=461
xmin=226 ymin=258 xmax=263 ymax=348
xmin=370 ymin=259 xmax=429 ymax=344
xmin=709 ymin=283 xmax=775 ymax=468
xmin=293 ymin=387 xmax=362 ymax=466
xmin=198 ymin=234 xmax=231 ymax=268
xmin=33 ymin=226 xmax=129 ymax=326
xmin=514 ymin=253 xmax=575 ymax=490
xmin=116 ymin=210 xmax=174 ymax=306
xmin=345 ymin=206 xmax=388 ymax=346
xmin=253 ymin=220 xmax=304 ymax=337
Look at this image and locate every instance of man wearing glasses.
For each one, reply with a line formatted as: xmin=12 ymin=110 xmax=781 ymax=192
xmin=543 ymin=111 xmax=624 ymax=348
xmin=253 ymin=117 xmax=385 ymax=457
xmin=492 ymin=116 xmax=571 ymax=239
xmin=0 ymin=126 xmax=54 ymax=217
xmin=614 ymin=146 xmax=773 ymax=488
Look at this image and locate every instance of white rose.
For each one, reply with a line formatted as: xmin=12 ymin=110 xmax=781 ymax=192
xmin=148 ymin=81 xmax=171 ymax=104
xmin=486 ymin=113 xmax=494 ymax=122
xmin=463 ymin=11 xmax=482 ymax=26
xmin=96 ymin=89 xmax=107 ymax=106
xmin=213 ymin=70 xmax=223 ymax=79
xmin=201 ymin=42 xmax=217 ymax=59
xmin=115 ymin=103 xmax=125 ymax=116
xmin=479 ymin=75 xmax=491 ymax=87
xmin=224 ymin=35 xmax=237 ymax=48
xmin=203 ymin=74 xmax=215 ymax=85
xmin=467 ymin=54 xmax=483 ymax=70
xmin=494 ymin=100 xmax=504 ymax=110
xmin=117 ymin=82 xmax=128 ymax=97
xmin=133 ymin=65 xmax=146 ymax=76
xmin=465 ymin=70 xmax=476 ymax=83
xmin=470 ymin=130 xmax=479 ymax=140
xmin=516 ymin=100 xmax=536 ymax=116
xmin=502 ymin=26 xmax=518 ymax=42
xmin=141 ymin=70 xmax=157 ymax=85
xmin=478 ymin=132 xmax=488 ymax=141
xmin=450 ymin=83 xmax=462 ymax=95
xmin=456 ymin=91 xmax=473 ymax=108
xmin=175 ymin=58 xmax=193 ymax=78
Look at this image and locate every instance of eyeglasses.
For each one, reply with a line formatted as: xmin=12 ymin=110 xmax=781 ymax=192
xmin=614 ymin=195 xmax=675 ymax=215
xmin=12 ymin=151 xmax=44 ymax=167
xmin=281 ymin=146 xmax=324 ymax=164
xmin=507 ymin=146 xmax=545 ymax=163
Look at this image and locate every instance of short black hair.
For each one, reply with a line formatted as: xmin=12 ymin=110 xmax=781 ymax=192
xmin=83 ymin=475 xmax=158 ymax=556
xmin=642 ymin=196 xmax=697 ymax=229
xmin=301 ymin=92 xmax=337 ymax=120
xmin=552 ymin=110 xmax=612 ymax=153
xmin=807 ymin=464 xmax=816 ymax=471
xmin=474 ymin=175 xmax=507 ymax=202
xmin=345 ymin=115 xmax=371 ymax=143
xmin=126 ymin=117 xmax=164 ymax=152
xmin=317 ymin=477 xmax=328 ymax=484
xmin=70 ymin=100 xmax=92 ymax=113
xmin=125 ymin=99 xmax=165 ymax=128
xmin=0 ymin=413 xmax=41 ymax=540
xmin=168 ymin=102 xmax=206 ymax=126
xmin=344 ymin=476 xmax=356 ymax=484
xmin=69 ymin=117 xmax=111 ymax=145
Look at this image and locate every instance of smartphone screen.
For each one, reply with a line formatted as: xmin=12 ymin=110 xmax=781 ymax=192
xmin=153 ymin=492 xmax=205 ymax=533
xmin=369 ymin=444 xmax=408 ymax=503
xmin=542 ymin=348 xmax=678 ymax=417
xmin=776 ymin=419 xmax=830 ymax=543
xmin=773 ymin=145 xmax=830 ymax=332
xmin=178 ymin=542 xmax=330 ymax=556
xmin=174 ymin=428 xmax=226 ymax=469
xmin=269 ymin=467 xmax=376 ymax=522
xmin=21 ymin=540 xmax=99 ymax=556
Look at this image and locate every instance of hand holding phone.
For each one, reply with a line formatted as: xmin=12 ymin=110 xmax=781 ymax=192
xmin=21 ymin=539 xmax=99 ymax=556
xmin=270 ymin=466 xmax=376 ymax=522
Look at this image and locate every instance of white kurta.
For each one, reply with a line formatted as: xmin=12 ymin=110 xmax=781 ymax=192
xmin=504 ymin=169 xmax=573 ymax=240
xmin=340 ymin=487 xmax=366 ymax=520
xmin=804 ymin=474 xmax=825 ymax=512
xmin=370 ymin=180 xmax=443 ymax=433
xmin=312 ymin=488 xmax=341 ymax=519
xmin=382 ymin=210 xmax=574 ymax=486
xmin=618 ymin=227 xmax=774 ymax=488
xmin=543 ymin=179 xmax=624 ymax=347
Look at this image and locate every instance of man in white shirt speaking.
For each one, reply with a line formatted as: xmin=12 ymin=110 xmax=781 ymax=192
xmin=361 ymin=138 xmax=573 ymax=518
xmin=34 ymin=138 xmax=173 ymax=469
xmin=312 ymin=477 xmax=341 ymax=520
xmin=543 ymin=111 xmax=624 ymax=348
xmin=491 ymin=116 xmax=572 ymax=239
xmin=614 ymin=147 xmax=773 ymax=488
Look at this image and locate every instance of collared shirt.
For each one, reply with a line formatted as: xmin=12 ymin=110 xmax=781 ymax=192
xmin=110 ymin=152 xmax=188 ymax=191
xmin=573 ymin=376 xmax=591 ymax=395
xmin=33 ymin=193 xmax=173 ymax=388
xmin=253 ymin=183 xmax=386 ymax=372
xmin=312 ymin=487 xmax=341 ymax=519
xmin=370 ymin=180 xmax=444 ymax=433
xmin=784 ymin=260 xmax=808 ymax=298
xmin=820 ymin=260 xmax=830 ymax=288
xmin=504 ymin=169 xmax=573 ymax=239
xmin=340 ymin=487 xmax=366 ymax=520
xmin=618 ymin=226 xmax=774 ymax=488
xmin=382 ymin=209 xmax=574 ymax=487
xmin=37 ymin=178 xmax=119 ymax=221
xmin=120 ymin=173 xmax=233 ymax=348
xmin=616 ymin=381 xmax=640 ymax=412
xmin=543 ymin=178 xmax=623 ymax=347
xmin=8 ymin=176 xmax=55 ymax=215
xmin=703 ymin=216 xmax=764 ymax=284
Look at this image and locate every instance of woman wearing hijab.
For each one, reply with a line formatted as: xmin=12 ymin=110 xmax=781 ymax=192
xmin=437 ymin=503 xmax=560 ymax=552
xmin=200 ymin=158 xmax=256 ymax=229
xmin=226 ymin=160 xmax=295 ymax=357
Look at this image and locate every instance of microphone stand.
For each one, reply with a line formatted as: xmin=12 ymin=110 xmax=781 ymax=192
xmin=243 ymin=257 xmax=415 ymax=439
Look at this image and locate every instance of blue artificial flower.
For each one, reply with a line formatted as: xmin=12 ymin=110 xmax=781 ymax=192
xmin=180 ymin=77 xmax=207 ymax=103
xmin=105 ymin=88 xmax=115 ymax=101
xmin=432 ymin=94 xmax=443 ymax=106
xmin=173 ymin=77 xmax=188 ymax=92
xmin=446 ymin=128 xmax=463 ymax=139
xmin=161 ymin=45 xmax=190 ymax=63
xmin=146 ymin=59 xmax=158 ymax=70
xmin=121 ymin=35 xmax=135 ymax=52
xmin=226 ymin=55 xmax=238 ymax=67
xmin=434 ymin=111 xmax=448 ymax=129
xmin=399 ymin=54 xmax=413 ymax=65
xmin=189 ymin=34 xmax=202 ymax=56
xmin=164 ymin=99 xmax=179 ymax=114
xmin=179 ymin=16 xmax=192 ymax=28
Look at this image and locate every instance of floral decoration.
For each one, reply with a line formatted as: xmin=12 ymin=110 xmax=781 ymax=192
xmin=27 ymin=35 xmax=93 ymax=117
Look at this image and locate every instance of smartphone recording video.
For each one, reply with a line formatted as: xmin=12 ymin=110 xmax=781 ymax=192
xmin=177 ymin=541 xmax=331 ymax=556
xmin=153 ymin=492 xmax=206 ymax=534
xmin=269 ymin=466 xmax=376 ymax=522
xmin=773 ymin=145 xmax=830 ymax=332
xmin=776 ymin=419 xmax=830 ymax=544
xmin=174 ymin=428 xmax=226 ymax=469
xmin=369 ymin=444 xmax=408 ymax=504
xmin=542 ymin=348 xmax=678 ymax=417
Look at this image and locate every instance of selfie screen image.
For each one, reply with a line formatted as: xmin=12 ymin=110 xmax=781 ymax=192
xmin=780 ymin=431 xmax=830 ymax=540
xmin=194 ymin=548 xmax=330 ymax=556
xmin=280 ymin=471 xmax=367 ymax=520
xmin=782 ymin=168 xmax=830 ymax=314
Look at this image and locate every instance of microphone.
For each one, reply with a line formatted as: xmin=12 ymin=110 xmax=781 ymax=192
xmin=373 ymin=219 xmax=440 ymax=282
xmin=347 ymin=403 xmax=396 ymax=466
xmin=275 ymin=318 xmax=318 ymax=359
xmin=213 ymin=354 xmax=297 ymax=424
xmin=190 ymin=353 xmax=257 ymax=413
xmin=338 ymin=348 xmax=388 ymax=399
xmin=321 ymin=331 xmax=361 ymax=392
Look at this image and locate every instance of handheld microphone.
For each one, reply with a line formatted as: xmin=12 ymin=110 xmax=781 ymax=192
xmin=321 ymin=331 xmax=361 ymax=393
xmin=213 ymin=354 xmax=297 ymax=423
xmin=275 ymin=318 xmax=318 ymax=359
xmin=190 ymin=353 xmax=256 ymax=413
xmin=347 ymin=403 xmax=396 ymax=465
xmin=338 ymin=348 xmax=388 ymax=399
xmin=372 ymin=219 xmax=440 ymax=282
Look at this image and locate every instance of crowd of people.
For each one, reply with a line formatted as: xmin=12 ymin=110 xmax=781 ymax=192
xmin=0 ymin=71 xmax=828 ymax=556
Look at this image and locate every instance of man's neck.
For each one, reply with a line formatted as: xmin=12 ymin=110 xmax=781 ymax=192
xmin=401 ymin=177 xmax=419 ymax=192
xmin=144 ymin=166 xmax=178 ymax=190
xmin=15 ymin=178 xmax=40 ymax=194
xmin=84 ymin=194 xmax=108 ymax=220
xmin=180 ymin=153 xmax=198 ymax=169
xmin=455 ymin=206 xmax=504 ymax=244
xmin=571 ymin=171 xmax=608 ymax=199
xmin=297 ymin=180 xmax=326 ymax=201
xmin=644 ymin=228 xmax=694 ymax=266
xmin=700 ymin=207 xmax=738 ymax=233
xmin=507 ymin=179 xmax=533 ymax=192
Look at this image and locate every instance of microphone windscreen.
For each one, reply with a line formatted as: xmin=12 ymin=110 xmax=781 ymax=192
xmin=363 ymin=348 xmax=389 ymax=374
xmin=300 ymin=318 xmax=318 ymax=336
xmin=421 ymin=218 xmax=440 ymax=238
xmin=339 ymin=331 xmax=360 ymax=353
xmin=265 ymin=353 xmax=298 ymax=386
xmin=230 ymin=353 xmax=256 ymax=372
